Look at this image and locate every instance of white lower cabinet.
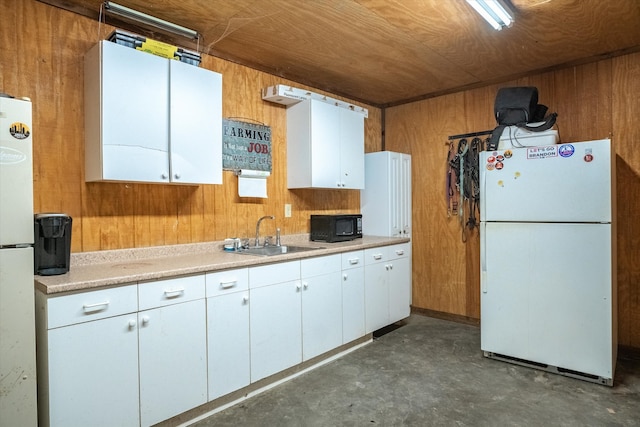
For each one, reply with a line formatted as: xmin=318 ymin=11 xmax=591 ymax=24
xmin=138 ymin=299 xmax=207 ymax=426
xmin=46 ymin=314 xmax=140 ymax=427
xmin=36 ymin=275 xmax=207 ymax=427
xmin=249 ymin=261 xmax=302 ymax=382
xmin=388 ymin=246 xmax=411 ymax=323
xmin=301 ymin=255 xmax=343 ymax=361
xmin=250 ymin=281 xmax=302 ymax=381
xmin=364 ymin=250 xmax=389 ymax=333
xmin=206 ymin=268 xmax=250 ymax=400
xmin=36 ymin=284 xmax=140 ymax=427
xmin=364 ymin=243 xmax=411 ymax=333
xmin=341 ymin=251 xmax=366 ymax=343
xmin=138 ymin=275 xmax=207 ymax=426
xmin=36 ymin=243 xmax=406 ymax=426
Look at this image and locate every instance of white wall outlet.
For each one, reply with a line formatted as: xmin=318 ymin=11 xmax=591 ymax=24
xmin=284 ymin=204 xmax=292 ymax=218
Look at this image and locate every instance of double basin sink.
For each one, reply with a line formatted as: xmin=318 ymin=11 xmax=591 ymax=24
xmin=232 ymin=245 xmax=323 ymax=257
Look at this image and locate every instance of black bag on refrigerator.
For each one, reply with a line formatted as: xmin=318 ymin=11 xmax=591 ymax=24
xmin=488 ymin=86 xmax=557 ymax=150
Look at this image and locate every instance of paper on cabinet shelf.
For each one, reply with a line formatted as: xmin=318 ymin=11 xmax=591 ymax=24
xmin=237 ymin=169 xmax=270 ymax=198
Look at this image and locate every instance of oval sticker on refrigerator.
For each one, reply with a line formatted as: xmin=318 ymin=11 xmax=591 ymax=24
xmin=558 ymin=144 xmax=575 ymax=158
xmin=9 ymin=122 xmax=30 ymax=140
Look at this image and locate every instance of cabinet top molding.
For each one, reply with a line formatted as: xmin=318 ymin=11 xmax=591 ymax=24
xmin=262 ymin=85 xmax=369 ymax=118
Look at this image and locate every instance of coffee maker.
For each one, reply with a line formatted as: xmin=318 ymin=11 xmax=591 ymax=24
xmin=34 ymin=213 xmax=72 ymax=276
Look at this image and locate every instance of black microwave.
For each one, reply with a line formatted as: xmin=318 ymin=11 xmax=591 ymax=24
xmin=310 ymin=214 xmax=363 ymax=243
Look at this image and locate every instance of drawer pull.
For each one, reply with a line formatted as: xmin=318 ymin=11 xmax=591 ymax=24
xmin=220 ymin=280 xmax=237 ymax=289
xmin=348 ymin=258 xmax=360 ymax=265
xmin=164 ymin=288 xmax=185 ymax=298
xmin=82 ymin=301 xmax=110 ymax=312
xmin=395 ymin=250 xmax=405 ymax=256
xmin=373 ymin=254 xmax=383 ymax=260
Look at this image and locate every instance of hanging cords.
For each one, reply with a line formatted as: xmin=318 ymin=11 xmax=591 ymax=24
xmin=456 ymin=138 xmax=469 ymax=232
xmin=445 ymin=140 xmax=459 ymax=217
xmin=462 ymin=137 xmax=485 ymax=241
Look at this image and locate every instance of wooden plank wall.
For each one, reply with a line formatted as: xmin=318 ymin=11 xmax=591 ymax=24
xmin=1 ymin=1 xmax=379 ymax=252
xmin=385 ymin=56 xmax=640 ymax=348
xmin=2 ymin=1 xmax=638 ymax=349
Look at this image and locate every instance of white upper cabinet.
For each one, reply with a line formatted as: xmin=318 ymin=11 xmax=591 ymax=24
xmin=287 ymin=99 xmax=364 ymax=189
xmin=84 ymin=41 xmax=222 ymax=184
xmin=169 ymin=60 xmax=222 ymax=184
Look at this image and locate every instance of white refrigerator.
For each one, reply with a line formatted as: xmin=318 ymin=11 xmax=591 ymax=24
xmin=0 ymin=95 xmax=38 ymax=425
xmin=479 ymin=138 xmax=617 ymax=385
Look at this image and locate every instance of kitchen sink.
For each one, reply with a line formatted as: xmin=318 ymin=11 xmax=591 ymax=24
xmin=232 ymin=245 xmax=324 ymax=257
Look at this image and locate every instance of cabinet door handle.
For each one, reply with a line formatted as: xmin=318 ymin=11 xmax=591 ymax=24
xmin=242 ymin=295 xmax=249 ymax=304
xmin=296 ymin=283 xmax=302 ymax=291
xmin=373 ymin=254 xmax=383 ymax=260
xmin=303 ymin=282 xmax=309 ymax=290
xmin=174 ymin=173 xmax=181 ymax=180
xmin=164 ymin=288 xmax=185 ymax=298
xmin=343 ymin=273 xmax=348 ymax=281
xmin=348 ymin=258 xmax=360 ymax=265
xmin=220 ymin=280 xmax=237 ymax=289
xmin=141 ymin=315 xmax=150 ymax=324
xmin=82 ymin=301 xmax=110 ymax=312
xmin=128 ymin=319 xmax=137 ymax=328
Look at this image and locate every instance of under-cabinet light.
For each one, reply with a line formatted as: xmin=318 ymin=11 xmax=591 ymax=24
xmin=466 ymin=0 xmax=515 ymax=30
xmin=103 ymin=1 xmax=199 ymax=40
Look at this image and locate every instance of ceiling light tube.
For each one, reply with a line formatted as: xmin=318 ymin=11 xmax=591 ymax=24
xmin=466 ymin=0 xmax=515 ymax=30
xmin=103 ymin=1 xmax=199 ymax=39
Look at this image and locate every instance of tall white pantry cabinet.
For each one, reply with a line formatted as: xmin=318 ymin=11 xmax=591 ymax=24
xmin=84 ymin=40 xmax=222 ymax=184
xmin=361 ymin=151 xmax=413 ymax=326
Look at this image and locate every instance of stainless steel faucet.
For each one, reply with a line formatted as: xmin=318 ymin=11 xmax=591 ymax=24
xmin=255 ymin=215 xmax=275 ymax=247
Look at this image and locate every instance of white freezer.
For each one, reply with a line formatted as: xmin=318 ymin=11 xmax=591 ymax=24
xmin=480 ymin=139 xmax=613 ymax=223
xmin=480 ymin=222 xmax=616 ymax=381
xmin=0 ymin=96 xmax=34 ymax=246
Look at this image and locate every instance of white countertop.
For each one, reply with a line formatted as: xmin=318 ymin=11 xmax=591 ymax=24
xmin=35 ymin=234 xmax=410 ymax=295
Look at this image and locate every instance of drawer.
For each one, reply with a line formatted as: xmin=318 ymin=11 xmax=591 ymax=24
xmin=249 ymin=260 xmax=300 ymax=289
xmin=364 ymin=246 xmax=389 ymax=265
xmin=206 ymin=268 xmax=249 ymax=297
xmin=45 ymin=284 xmax=138 ymax=329
xmin=388 ymin=243 xmax=411 ymax=260
xmin=138 ymin=274 xmax=205 ymax=311
xmin=301 ymin=254 xmax=341 ymax=278
xmin=341 ymin=250 xmax=364 ymax=270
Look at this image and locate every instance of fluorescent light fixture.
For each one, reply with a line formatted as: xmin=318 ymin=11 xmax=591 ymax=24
xmin=466 ymin=0 xmax=515 ymax=30
xmin=103 ymin=1 xmax=199 ymax=39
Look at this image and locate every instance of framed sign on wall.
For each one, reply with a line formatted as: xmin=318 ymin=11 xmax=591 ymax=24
xmin=222 ymin=119 xmax=272 ymax=172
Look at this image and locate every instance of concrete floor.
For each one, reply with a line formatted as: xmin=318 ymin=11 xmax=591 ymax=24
xmin=191 ymin=315 xmax=640 ymax=427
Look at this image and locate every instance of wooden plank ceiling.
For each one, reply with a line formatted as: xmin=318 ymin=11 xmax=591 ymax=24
xmin=40 ymin=0 xmax=640 ymax=107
